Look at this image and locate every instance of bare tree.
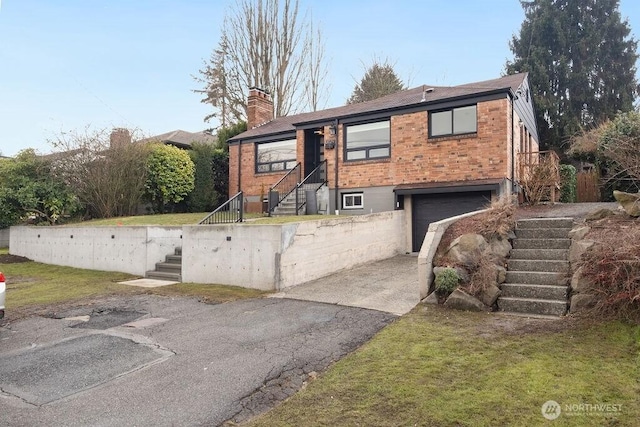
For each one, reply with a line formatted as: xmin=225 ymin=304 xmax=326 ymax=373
xmin=195 ymin=0 xmax=329 ymax=126
xmin=49 ymin=127 xmax=151 ymax=218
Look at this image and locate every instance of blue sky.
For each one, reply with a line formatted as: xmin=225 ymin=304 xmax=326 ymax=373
xmin=1 ymin=0 xmax=640 ymax=156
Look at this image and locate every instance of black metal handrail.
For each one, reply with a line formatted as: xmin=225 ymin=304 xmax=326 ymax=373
xmin=199 ymin=191 xmax=244 ymax=224
xmin=268 ymin=163 xmax=301 ymax=215
xmin=295 ymin=160 xmax=328 ymax=215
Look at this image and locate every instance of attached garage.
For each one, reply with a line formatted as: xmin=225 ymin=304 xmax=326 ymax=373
xmin=395 ymin=180 xmax=503 ymax=252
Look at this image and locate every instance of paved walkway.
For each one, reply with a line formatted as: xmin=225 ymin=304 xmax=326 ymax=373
xmin=270 ymin=255 xmax=420 ymax=316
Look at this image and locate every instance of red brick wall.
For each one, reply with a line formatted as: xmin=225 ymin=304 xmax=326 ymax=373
xmin=230 ymin=97 xmax=515 ymax=211
xmin=337 ymin=98 xmax=512 ymax=188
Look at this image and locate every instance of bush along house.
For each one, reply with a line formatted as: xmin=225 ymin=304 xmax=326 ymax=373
xmin=227 ymin=73 xmax=539 ymax=252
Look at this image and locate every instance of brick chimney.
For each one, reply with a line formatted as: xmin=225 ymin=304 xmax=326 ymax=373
xmin=110 ymin=128 xmax=131 ymax=148
xmin=247 ymin=87 xmax=274 ymax=129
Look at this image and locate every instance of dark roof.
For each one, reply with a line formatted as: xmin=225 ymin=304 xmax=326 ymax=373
xmin=142 ymin=130 xmax=217 ymax=148
xmin=229 ymin=73 xmax=528 ymax=142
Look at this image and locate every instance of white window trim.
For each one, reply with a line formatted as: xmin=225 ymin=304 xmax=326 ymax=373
xmin=342 ymin=192 xmax=364 ymax=210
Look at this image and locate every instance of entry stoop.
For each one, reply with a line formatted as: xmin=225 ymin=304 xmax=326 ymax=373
xmin=498 ymin=218 xmax=572 ymax=317
xmin=146 ymin=247 xmax=182 ymax=282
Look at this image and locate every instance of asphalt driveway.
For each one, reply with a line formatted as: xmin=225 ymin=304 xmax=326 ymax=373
xmin=0 ymin=295 xmax=394 ymax=426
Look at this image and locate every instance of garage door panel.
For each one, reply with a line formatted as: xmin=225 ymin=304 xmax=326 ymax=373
xmin=412 ymin=192 xmax=490 ymax=252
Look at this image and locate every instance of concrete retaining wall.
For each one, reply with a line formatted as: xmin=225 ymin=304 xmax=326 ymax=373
xmin=10 ymin=226 xmax=183 ymax=276
xmin=278 ymin=211 xmax=406 ymax=289
xmin=10 ymin=211 xmax=406 ymax=291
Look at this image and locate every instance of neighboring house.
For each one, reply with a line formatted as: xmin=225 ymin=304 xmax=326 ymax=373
xmin=138 ymin=129 xmax=218 ymax=149
xmin=228 ymin=73 xmax=540 ymax=251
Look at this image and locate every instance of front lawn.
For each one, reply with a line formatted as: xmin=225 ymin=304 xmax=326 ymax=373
xmin=0 ymin=251 xmax=265 ymax=321
xmin=248 ymin=306 xmax=639 ymax=427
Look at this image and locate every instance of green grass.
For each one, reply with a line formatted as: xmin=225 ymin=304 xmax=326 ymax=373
xmin=248 ymin=306 xmax=640 ymax=427
xmin=249 ymin=214 xmax=329 ymax=225
xmin=0 ymin=253 xmax=265 ymax=320
xmin=68 ymin=212 xmax=331 ymax=226
xmin=67 ymin=212 xmax=217 ymax=226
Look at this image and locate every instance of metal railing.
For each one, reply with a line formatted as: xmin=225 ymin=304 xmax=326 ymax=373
xmin=268 ymin=162 xmax=301 ymax=215
xmin=295 ymin=160 xmax=328 ymax=215
xmin=198 ymin=191 xmax=244 ymax=224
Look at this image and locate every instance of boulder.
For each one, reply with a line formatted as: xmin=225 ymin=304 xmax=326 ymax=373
xmin=570 ymin=266 xmax=596 ymax=293
xmin=444 ymin=288 xmax=489 ymax=312
xmin=570 ymin=293 xmax=596 ymax=314
xmin=568 ymin=226 xmax=590 ymax=241
xmin=487 ymin=235 xmax=512 ymax=259
xmin=445 ymin=234 xmax=488 ymax=265
xmin=423 ymin=291 xmax=439 ymax=305
xmin=494 ymin=265 xmax=507 ymax=284
xmin=569 ymin=240 xmax=596 ymax=264
xmin=613 ymin=190 xmax=640 ymax=217
xmin=478 ymin=284 xmax=501 ymax=307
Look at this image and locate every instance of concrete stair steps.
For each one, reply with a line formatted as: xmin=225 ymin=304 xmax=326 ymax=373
xmin=165 ymin=254 xmax=182 ymax=264
xmin=516 ymin=218 xmax=574 ymax=229
xmin=505 ymin=270 xmax=568 ymax=286
xmin=498 ymin=296 xmax=567 ymax=317
xmin=507 ymin=259 xmax=570 ymax=273
xmin=512 ymin=238 xmax=571 ymax=250
xmin=515 ymin=228 xmax=572 ymax=239
xmin=146 ymin=271 xmax=181 ymax=282
xmin=146 ymin=246 xmax=182 ymax=282
xmin=501 ymin=283 xmax=569 ymax=300
xmin=155 ymin=262 xmax=182 ymax=272
xmin=510 ymin=248 xmax=568 ymax=260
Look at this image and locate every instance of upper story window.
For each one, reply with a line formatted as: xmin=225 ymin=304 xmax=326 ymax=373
xmin=256 ymin=138 xmax=297 ymax=173
xmin=345 ymin=120 xmax=390 ymax=161
xmin=429 ymin=105 xmax=477 ymax=137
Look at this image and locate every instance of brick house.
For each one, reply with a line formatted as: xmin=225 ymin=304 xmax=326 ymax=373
xmin=228 ymin=73 xmax=539 ymax=251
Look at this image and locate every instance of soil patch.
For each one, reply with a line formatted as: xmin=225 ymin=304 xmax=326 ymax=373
xmin=0 ymin=254 xmax=31 ymax=264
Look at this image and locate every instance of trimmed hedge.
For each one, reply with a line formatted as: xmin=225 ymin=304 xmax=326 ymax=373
xmin=559 ymin=164 xmax=577 ymax=203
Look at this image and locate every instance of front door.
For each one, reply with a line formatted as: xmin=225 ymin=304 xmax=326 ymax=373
xmin=304 ymin=129 xmax=325 ymax=182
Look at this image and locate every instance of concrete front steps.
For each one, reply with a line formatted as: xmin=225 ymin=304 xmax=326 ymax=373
xmin=146 ymin=247 xmax=182 ymax=282
xmin=272 ymin=183 xmax=323 ymax=216
xmin=498 ymin=217 xmax=572 ymax=317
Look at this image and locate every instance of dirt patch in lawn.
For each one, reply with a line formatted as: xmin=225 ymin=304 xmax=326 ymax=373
xmin=0 ymin=254 xmax=31 ymax=264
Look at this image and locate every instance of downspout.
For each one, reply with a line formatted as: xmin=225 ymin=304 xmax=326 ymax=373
xmin=510 ymin=96 xmax=516 ymax=196
xmin=237 ymin=140 xmax=242 ymax=193
xmin=334 ymin=119 xmax=339 ymax=214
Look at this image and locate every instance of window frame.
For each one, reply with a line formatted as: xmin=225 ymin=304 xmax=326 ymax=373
xmin=429 ymin=104 xmax=477 ymax=138
xmin=254 ymin=138 xmax=297 ymax=174
xmin=344 ymin=119 xmax=391 ymax=162
xmin=342 ymin=192 xmax=364 ymax=210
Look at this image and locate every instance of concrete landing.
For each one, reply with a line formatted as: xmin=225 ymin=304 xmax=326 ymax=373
xmin=270 ymin=255 xmax=420 ymax=316
xmin=119 ymin=278 xmax=178 ymax=288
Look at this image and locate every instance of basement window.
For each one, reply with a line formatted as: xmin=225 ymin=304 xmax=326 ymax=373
xmin=429 ymin=105 xmax=477 ymax=137
xmin=342 ymin=192 xmax=364 ymax=210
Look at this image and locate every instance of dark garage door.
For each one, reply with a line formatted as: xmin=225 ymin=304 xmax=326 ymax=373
xmin=412 ymin=191 xmax=491 ymax=252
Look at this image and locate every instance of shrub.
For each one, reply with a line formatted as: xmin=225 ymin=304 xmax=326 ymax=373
xmin=435 ymin=268 xmax=460 ymax=294
xmin=578 ymin=225 xmax=640 ymax=323
xmin=559 ymin=164 xmax=577 ymax=203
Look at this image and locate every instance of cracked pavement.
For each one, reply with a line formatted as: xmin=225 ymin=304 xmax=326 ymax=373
xmin=0 ymin=295 xmax=395 ymax=426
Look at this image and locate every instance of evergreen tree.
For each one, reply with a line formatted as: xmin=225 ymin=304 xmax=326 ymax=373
xmin=506 ymin=0 xmax=639 ymax=151
xmin=348 ymin=60 xmax=405 ymax=104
